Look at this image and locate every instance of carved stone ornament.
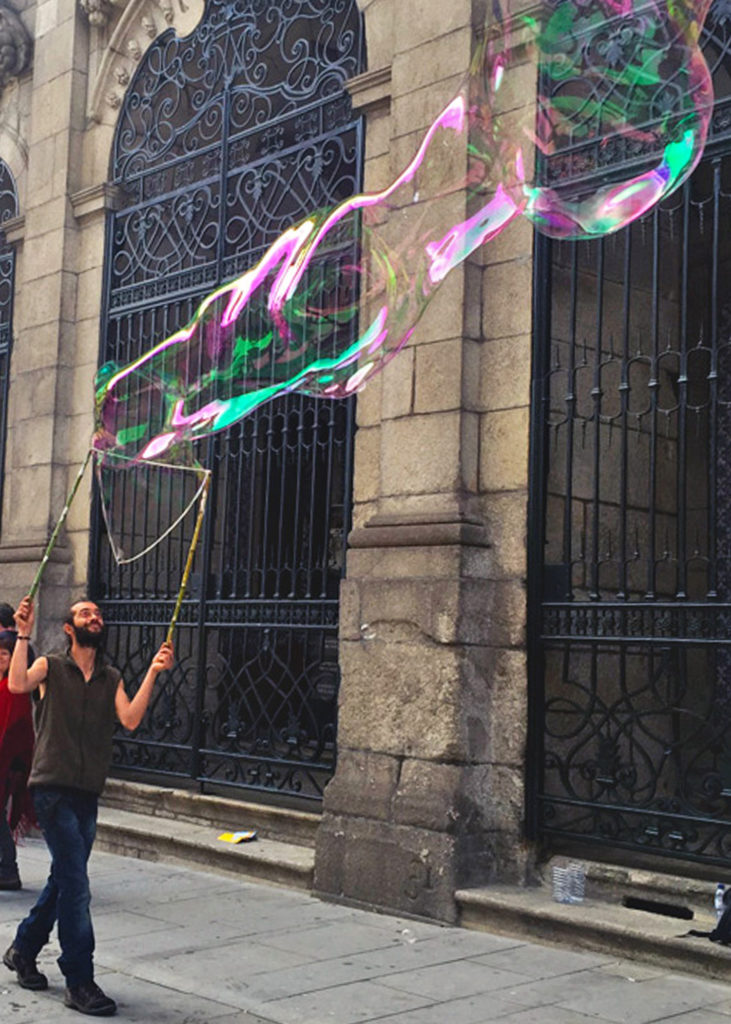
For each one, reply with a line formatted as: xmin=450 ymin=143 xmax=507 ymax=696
xmin=79 ymin=0 xmax=113 ymax=27
xmin=0 ymin=2 xmax=31 ymax=87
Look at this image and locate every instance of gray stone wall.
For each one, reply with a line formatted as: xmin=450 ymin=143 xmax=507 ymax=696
xmin=313 ymin=0 xmax=535 ymax=921
xmin=0 ymin=0 xmax=536 ymax=920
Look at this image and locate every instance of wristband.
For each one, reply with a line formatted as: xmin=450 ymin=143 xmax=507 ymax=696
xmin=16 ymin=635 xmax=30 ymax=640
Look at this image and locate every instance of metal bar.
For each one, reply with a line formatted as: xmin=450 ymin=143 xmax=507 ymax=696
xmin=708 ymin=159 xmax=721 ymax=599
xmin=562 ymin=245 xmax=579 ymax=600
xmin=646 ymin=207 xmax=660 ymax=599
xmin=589 ymin=239 xmax=604 ymax=600
xmin=525 ymin=228 xmax=554 ymax=841
xmin=676 ymin=181 xmax=691 ymax=598
xmin=616 ymin=229 xmax=632 ymax=599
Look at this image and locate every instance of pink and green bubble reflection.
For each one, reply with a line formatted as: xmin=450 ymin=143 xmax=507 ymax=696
xmin=94 ymin=0 xmax=713 ymax=465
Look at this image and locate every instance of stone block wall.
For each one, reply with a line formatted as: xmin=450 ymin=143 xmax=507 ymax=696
xmin=0 ymin=0 xmax=202 ymax=647
xmin=314 ymin=0 xmax=535 ymax=921
xmin=0 ymin=0 xmax=537 ymax=920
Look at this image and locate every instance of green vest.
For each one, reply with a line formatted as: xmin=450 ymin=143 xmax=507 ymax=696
xmin=29 ymin=652 xmax=121 ymax=795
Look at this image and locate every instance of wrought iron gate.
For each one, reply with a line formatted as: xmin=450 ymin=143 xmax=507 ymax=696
xmin=0 ymin=161 xmax=17 ymax=528
xmin=90 ymin=0 xmax=364 ymax=801
xmin=529 ymin=3 xmax=731 ymax=863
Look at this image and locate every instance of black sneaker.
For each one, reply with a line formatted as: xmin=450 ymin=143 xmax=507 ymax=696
xmin=3 ymin=943 xmax=48 ymax=990
xmin=64 ymin=981 xmax=117 ymax=1017
xmin=0 ymin=874 xmax=21 ymax=891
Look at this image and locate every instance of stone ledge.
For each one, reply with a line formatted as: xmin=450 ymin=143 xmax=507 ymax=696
xmin=349 ymin=511 xmax=490 ymax=549
xmin=0 ymin=541 xmax=71 ymax=564
xmin=2 ymin=213 xmax=25 ymax=245
xmin=102 ymin=777 xmax=320 ymax=848
xmin=456 ymin=882 xmax=731 ymax=982
xmin=96 ymin=805 xmax=314 ymax=890
xmin=346 ymin=65 xmax=392 ymax=114
xmin=70 ymin=183 xmax=123 ymax=222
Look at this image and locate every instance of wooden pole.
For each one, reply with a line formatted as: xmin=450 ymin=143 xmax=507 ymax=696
xmin=166 ymin=471 xmax=212 ymax=644
xmin=29 ymin=448 xmax=94 ymax=599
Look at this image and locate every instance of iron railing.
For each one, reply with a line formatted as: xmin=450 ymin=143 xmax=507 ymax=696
xmin=90 ymin=0 xmax=365 ymax=801
xmin=529 ymin=1 xmax=731 ymax=864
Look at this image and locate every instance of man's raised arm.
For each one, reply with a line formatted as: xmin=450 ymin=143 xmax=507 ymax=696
xmin=8 ymin=595 xmax=47 ymax=693
xmin=115 ymin=642 xmax=174 ymax=731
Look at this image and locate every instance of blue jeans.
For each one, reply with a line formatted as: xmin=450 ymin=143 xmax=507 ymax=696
xmin=0 ymin=802 xmax=17 ymax=878
xmin=14 ymin=786 xmax=98 ymax=987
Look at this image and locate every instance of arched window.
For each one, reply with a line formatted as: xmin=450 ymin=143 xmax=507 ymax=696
xmin=0 ymin=161 xmax=18 ymax=529
xmin=92 ymin=0 xmax=365 ymax=800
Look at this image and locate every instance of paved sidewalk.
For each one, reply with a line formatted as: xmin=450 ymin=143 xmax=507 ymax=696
xmin=1 ymin=839 xmax=730 ymax=1023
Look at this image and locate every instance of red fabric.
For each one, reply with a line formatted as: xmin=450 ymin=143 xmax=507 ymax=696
xmin=0 ymin=675 xmax=34 ymax=834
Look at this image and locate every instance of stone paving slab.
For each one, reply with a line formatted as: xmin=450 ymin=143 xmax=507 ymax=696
xmin=1 ymin=839 xmax=730 ymax=1023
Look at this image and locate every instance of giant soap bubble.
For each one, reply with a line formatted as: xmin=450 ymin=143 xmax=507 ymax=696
xmin=94 ymin=0 xmax=713 ymax=465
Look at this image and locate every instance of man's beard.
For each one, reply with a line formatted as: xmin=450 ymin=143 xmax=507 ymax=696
xmin=71 ymin=624 xmax=106 ymax=650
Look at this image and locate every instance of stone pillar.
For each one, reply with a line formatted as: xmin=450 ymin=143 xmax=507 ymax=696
xmin=0 ymin=0 xmax=91 ymax=648
xmin=314 ymin=0 xmax=535 ymax=922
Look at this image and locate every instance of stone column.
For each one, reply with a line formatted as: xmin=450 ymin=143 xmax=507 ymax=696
xmin=0 ymin=0 xmax=91 ymax=648
xmin=314 ymin=0 xmax=535 ymax=922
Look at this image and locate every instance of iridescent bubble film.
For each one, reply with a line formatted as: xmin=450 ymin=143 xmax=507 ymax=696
xmin=523 ymin=0 xmax=713 ymax=237
xmin=94 ymin=0 xmax=713 ymax=464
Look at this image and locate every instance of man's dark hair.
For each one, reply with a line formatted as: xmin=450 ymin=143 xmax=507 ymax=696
xmin=65 ymin=597 xmax=93 ymax=627
xmin=65 ymin=598 xmax=105 ymax=653
xmin=0 ymin=602 xmax=15 ymax=629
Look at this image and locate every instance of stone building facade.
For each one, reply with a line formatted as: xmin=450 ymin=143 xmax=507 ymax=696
xmin=0 ymin=0 xmax=532 ymax=923
xmin=0 ymin=0 xmax=728 ymax=925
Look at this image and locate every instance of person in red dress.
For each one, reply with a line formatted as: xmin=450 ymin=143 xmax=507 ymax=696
xmin=0 ymin=630 xmax=34 ymax=890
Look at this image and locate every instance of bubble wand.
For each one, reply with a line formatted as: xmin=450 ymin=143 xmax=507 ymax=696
xmin=28 ymin=447 xmax=94 ymax=599
xmin=165 ymin=469 xmax=212 ymax=644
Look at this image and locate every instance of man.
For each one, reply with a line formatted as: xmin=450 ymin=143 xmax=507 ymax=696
xmin=2 ymin=596 xmax=173 ymax=1017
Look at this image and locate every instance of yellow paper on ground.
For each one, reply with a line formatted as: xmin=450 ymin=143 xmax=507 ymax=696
xmin=217 ymin=830 xmax=258 ymax=844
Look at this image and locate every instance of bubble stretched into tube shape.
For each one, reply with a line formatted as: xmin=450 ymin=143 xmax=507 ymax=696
xmin=94 ymin=0 xmax=713 ymax=464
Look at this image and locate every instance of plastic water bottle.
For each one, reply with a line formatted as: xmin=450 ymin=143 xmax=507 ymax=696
xmin=715 ymin=883 xmax=726 ymax=923
xmin=552 ymin=864 xmax=571 ymax=903
xmin=568 ymin=861 xmax=586 ymax=904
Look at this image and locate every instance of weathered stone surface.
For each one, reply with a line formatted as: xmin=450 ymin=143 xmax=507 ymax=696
xmin=15 ymin=271 xmax=62 ymax=328
xmin=414 ymin=338 xmax=463 ymax=414
xmin=321 ymin=749 xmax=400 ymax=821
xmin=392 ymin=760 xmax=525 ymax=836
xmin=346 ymin=542 xmax=464 ymax=581
xmin=314 ymin=813 xmax=495 ymax=922
xmin=1 ymin=464 xmax=51 ymax=543
xmin=480 ymin=490 xmax=528 ymax=579
xmin=352 ymin=426 xmax=381 ymax=504
xmin=479 ymin=407 xmax=530 ymax=493
xmin=393 ymin=0 xmax=470 ymax=53
xmin=458 ymin=578 xmax=527 ymax=647
xmin=337 ymin=637 xmax=464 ymax=759
xmin=482 ymin=259 xmax=533 ymax=340
xmin=32 ymin=12 xmax=75 ymax=86
xmin=392 ymin=760 xmax=465 ymax=832
xmin=31 ymin=75 xmax=73 ymax=142
xmin=381 ymin=411 xmax=462 ymax=496
xmin=391 ymin=26 xmax=471 ymax=94
xmin=462 ymin=646 xmax=527 ymax=766
xmin=75 ymin=264 xmax=105 ymax=321
xmin=9 ymin=365 xmax=56 ymax=414
xmin=479 ymin=335 xmax=532 ymax=412
xmin=381 ymin=344 xmax=413 ymax=419
xmin=360 ymin=0 xmax=395 ymax=72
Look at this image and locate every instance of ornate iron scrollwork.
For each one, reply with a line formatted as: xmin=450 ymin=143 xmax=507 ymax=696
xmin=94 ymin=0 xmax=364 ymax=801
xmin=531 ymin=0 xmax=731 ymax=867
